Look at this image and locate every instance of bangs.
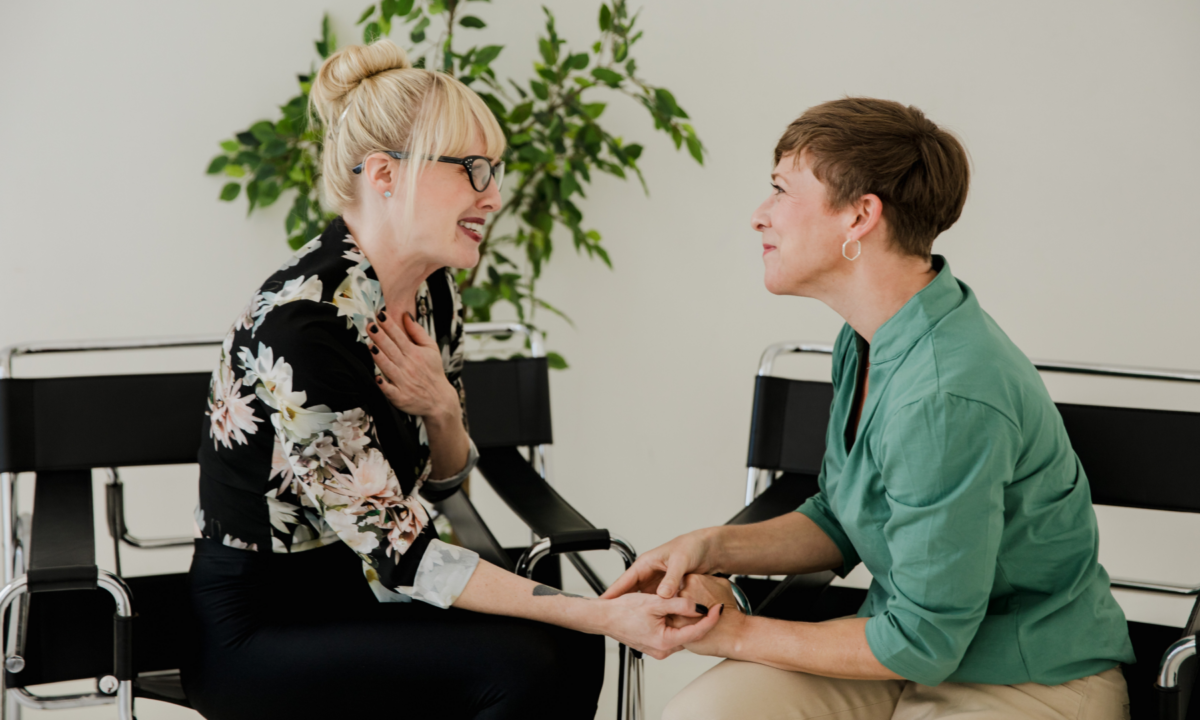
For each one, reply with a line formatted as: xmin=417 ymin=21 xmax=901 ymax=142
xmin=408 ymin=77 xmax=506 ymax=164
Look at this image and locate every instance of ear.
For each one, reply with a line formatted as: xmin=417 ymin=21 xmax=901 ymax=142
xmin=847 ymin=193 xmax=885 ymax=245
xmin=361 ymin=152 xmax=398 ymax=198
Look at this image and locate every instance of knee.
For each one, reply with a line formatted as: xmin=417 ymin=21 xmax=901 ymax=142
xmin=663 ymin=663 xmax=743 ymax=720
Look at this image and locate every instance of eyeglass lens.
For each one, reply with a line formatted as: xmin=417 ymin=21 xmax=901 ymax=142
xmin=466 ymin=159 xmax=504 ymax=192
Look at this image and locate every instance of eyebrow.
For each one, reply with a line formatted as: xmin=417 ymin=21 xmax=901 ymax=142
xmin=770 ymin=173 xmax=784 ymax=183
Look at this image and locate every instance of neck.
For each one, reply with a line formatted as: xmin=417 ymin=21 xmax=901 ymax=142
xmin=815 ymin=253 xmax=937 ymax=344
xmin=343 ymin=212 xmax=440 ymax=317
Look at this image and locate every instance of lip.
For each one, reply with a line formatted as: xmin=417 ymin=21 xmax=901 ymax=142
xmin=457 ymin=217 xmax=485 ymax=243
xmin=762 ymin=244 xmax=776 ymax=257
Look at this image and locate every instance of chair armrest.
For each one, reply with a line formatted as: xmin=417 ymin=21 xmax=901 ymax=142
xmin=28 ymin=470 xmax=97 ymax=592
xmin=475 ymin=447 xmax=595 ymax=537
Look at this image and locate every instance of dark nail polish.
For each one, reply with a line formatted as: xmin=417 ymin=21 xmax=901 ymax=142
xmin=695 ymin=603 xmax=709 ymax=615
xmin=377 ymin=311 xmax=387 ymax=322
xmin=376 ymin=377 xmax=383 ymax=384
xmin=719 ymin=604 xmax=725 ymax=615
xmin=371 ymin=346 xmax=379 ymax=355
xmin=369 ymin=324 xmax=378 ymax=333
xmin=407 ymin=312 xmax=416 ymax=323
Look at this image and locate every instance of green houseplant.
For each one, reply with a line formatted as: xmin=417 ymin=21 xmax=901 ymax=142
xmin=207 ymin=0 xmax=703 ymax=365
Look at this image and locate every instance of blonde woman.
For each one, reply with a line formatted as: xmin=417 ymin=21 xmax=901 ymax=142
xmin=184 ymin=40 xmax=720 ymax=720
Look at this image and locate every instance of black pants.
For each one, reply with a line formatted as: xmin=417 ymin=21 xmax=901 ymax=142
xmin=182 ymin=539 xmax=604 ymax=720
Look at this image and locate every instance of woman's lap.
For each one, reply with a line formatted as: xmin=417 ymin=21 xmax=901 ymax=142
xmin=183 ymin=540 xmax=603 ymax=720
xmin=664 ymin=659 xmax=1130 ymax=720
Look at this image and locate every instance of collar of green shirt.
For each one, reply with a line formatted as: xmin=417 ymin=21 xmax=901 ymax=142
xmin=867 ymin=254 xmax=965 ymax=365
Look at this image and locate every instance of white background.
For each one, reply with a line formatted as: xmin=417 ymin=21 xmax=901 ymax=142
xmin=1 ymin=1 xmax=1198 ymax=717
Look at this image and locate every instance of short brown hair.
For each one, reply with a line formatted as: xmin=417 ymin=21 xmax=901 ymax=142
xmin=774 ymin=97 xmax=970 ymax=258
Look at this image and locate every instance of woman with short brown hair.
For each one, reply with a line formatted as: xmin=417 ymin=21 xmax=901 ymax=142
xmin=605 ymin=97 xmax=1134 ymax=719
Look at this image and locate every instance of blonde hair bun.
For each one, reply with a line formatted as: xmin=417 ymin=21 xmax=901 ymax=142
xmin=310 ymin=39 xmax=412 ymax=127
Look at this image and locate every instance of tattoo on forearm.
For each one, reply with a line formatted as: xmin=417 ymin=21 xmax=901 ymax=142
xmin=533 ymin=584 xmax=585 ymax=599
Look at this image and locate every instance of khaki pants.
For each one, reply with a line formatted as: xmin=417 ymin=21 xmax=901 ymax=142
xmin=663 ymin=660 xmax=1130 ymax=720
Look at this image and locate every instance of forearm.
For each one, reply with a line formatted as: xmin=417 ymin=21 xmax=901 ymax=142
xmin=423 ymin=406 xmax=471 ymax=480
xmin=707 ymin=513 xmax=844 ymax=576
xmin=453 ymin=560 xmax=607 ymax=635
xmin=719 ymin=615 xmax=902 ymax=681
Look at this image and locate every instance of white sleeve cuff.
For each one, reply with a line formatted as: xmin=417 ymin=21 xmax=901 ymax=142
xmin=401 ymin=539 xmax=480 ymax=609
xmin=424 ymin=438 xmax=478 ymax=492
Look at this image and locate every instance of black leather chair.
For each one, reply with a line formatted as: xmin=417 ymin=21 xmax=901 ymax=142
xmin=729 ymin=341 xmax=1200 ymax=718
xmin=0 ymin=325 xmax=643 ymax=720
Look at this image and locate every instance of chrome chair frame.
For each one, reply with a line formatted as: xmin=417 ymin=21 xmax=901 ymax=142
xmin=748 ymin=340 xmax=1200 ymax=705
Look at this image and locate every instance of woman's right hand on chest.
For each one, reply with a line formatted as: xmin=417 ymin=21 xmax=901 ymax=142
xmin=368 ymin=311 xmax=460 ymax=422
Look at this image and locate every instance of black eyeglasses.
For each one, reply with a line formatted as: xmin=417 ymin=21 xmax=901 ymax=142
xmin=352 ymin=151 xmax=505 ymax=193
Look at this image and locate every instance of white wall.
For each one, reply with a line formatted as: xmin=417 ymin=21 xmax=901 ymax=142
xmin=2 ymin=1 xmax=1198 ymax=717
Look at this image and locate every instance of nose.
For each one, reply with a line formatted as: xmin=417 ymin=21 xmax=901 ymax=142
xmin=477 ymin=181 xmax=502 ymax=214
xmin=751 ymin=196 xmax=771 ymax=232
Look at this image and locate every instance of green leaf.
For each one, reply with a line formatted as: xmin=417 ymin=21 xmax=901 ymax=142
xmin=546 ymin=352 xmax=568 ymax=370
xmin=592 ymin=41 xmax=602 ymax=54
xmin=530 ymin=81 xmax=548 ymax=100
xmin=428 ymin=0 xmax=446 ymax=14
xmin=219 ymin=183 xmax=240 ymax=201
xmin=224 ymin=164 xmax=246 ymax=178
xmin=459 ymin=15 xmax=486 ymax=28
xmin=261 ymin=138 xmax=289 ymax=158
xmin=258 ymin=181 xmax=282 ymax=207
xmin=395 ymin=0 xmax=415 ymax=15
xmin=249 ymin=121 xmax=276 ymax=143
xmin=474 ymin=44 xmax=503 ymax=65
xmin=623 ymin=143 xmax=643 ymax=161
xmin=356 ymin=5 xmax=376 ymax=23
xmin=461 ymin=286 xmax=491 ymax=308
xmin=508 ymin=102 xmax=533 ymax=124
xmin=591 ymin=67 xmax=622 ymax=86
xmin=245 ymin=180 xmax=259 ymax=209
xmin=380 ymin=0 xmax=396 ymax=19
xmin=582 ymin=102 xmax=606 ymax=119
xmin=599 ymin=4 xmax=612 ymax=31
xmin=566 ymin=52 xmax=589 ymax=70
xmin=409 ymin=16 xmax=429 ymax=43
xmin=235 ymin=130 xmax=259 ymax=148
xmin=686 ymin=134 xmax=704 ymax=165
xmin=206 ymin=156 xmax=229 ymax=174
xmin=220 ymin=140 xmax=239 ymax=153
xmin=538 ymin=38 xmax=557 ymax=66
xmin=560 ymin=172 xmax=579 ymax=199
xmin=364 ymin=21 xmax=382 ymax=44
xmin=613 ymin=41 xmax=628 ymax=62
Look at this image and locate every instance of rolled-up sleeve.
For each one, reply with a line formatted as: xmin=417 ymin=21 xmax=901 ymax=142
xmin=797 ymin=491 xmax=860 ymax=577
xmin=865 ymin=394 xmax=1018 ymax=686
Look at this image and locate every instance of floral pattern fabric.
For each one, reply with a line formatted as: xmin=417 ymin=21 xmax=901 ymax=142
xmin=197 ymin=217 xmax=478 ymax=608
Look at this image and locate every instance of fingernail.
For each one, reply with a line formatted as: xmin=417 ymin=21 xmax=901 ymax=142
xmin=719 ymin=604 xmax=724 ymax=615
xmin=371 ymin=346 xmax=379 ymax=355
xmin=376 ymin=377 xmax=383 ymax=384
xmin=407 ymin=312 xmax=416 ymax=323
xmin=695 ymin=603 xmax=709 ymax=614
xmin=369 ymin=324 xmax=378 ymax=333
xmin=377 ymin=311 xmax=387 ymax=322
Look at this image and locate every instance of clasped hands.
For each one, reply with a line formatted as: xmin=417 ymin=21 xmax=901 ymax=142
xmin=600 ymin=530 xmax=746 ymax=660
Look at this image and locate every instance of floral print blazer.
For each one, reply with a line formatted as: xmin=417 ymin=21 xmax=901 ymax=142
xmin=196 ymin=216 xmax=480 ymax=608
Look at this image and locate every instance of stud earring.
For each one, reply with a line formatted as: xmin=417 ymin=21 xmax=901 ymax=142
xmin=383 ymin=191 xmax=392 ymax=198
xmin=842 ymin=237 xmax=861 ymax=261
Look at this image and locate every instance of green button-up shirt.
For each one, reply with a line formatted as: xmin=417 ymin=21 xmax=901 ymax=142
xmin=797 ymin=256 xmax=1134 ymax=687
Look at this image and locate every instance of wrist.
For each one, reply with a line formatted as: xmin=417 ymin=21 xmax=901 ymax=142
xmin=696 ymin=526 xmax=724 ymax=573
xmin=424 ymin=391 xmax=463 ymax=428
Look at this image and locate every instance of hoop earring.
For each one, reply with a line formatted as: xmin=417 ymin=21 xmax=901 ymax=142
xmin=383 ymin=191 xmax=392 ymax=198
xmin=842 ymin=237 xmax=861 ymax=261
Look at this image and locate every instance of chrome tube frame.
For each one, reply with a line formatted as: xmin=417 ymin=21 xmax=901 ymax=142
xmin=515 ymin=534 xmax=643 ymax=720
xmin=1158 ymin=636 xmax=1198 ymax=689
xmin=103 ymin=469 xmax=193 ymax=553
xmin=0 ymin=572 xmax=134 ymax=720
